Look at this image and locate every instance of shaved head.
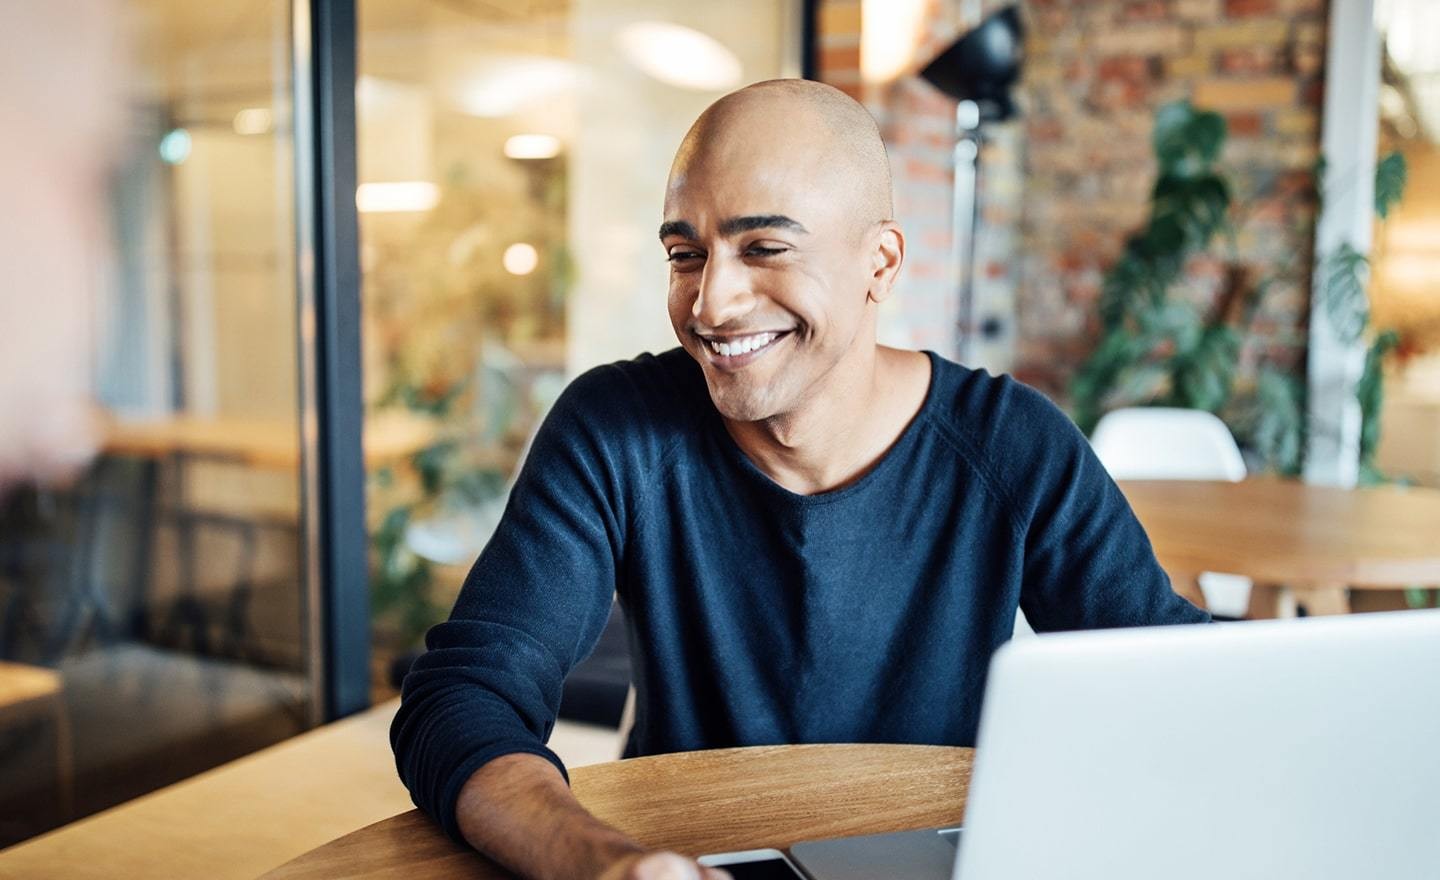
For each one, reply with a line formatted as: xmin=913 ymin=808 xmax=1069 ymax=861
xmin=661 ymin=78 xmax=906 ymax=428
xmin=667 ymin=79 xmax=893 ymax=233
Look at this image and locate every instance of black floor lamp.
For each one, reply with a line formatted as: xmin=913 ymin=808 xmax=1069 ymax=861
xmin=920 ymin=5 xmax=1024 ymax=364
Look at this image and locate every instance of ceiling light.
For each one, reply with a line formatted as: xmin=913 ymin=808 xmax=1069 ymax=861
xmin=233 ymin=107 xmax=274 ymax=136
xmin=504 ymin=134 xmax=562 ymax=160
xmin=863 ymin=0 xmax=929 ymax=82
xmin=503 ymin=243 xmax=539 ymax=275
xmin=615 ymin=22 xmax=743 ymax=91
xmin=456 ymin=57 xmax=579 ymax=117
xmin=356 ymin=181 xmax=439 ymax=213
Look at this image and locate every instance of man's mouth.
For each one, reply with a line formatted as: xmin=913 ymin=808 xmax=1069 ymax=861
xmin=697 ymin=330 xmax=792 ymax=366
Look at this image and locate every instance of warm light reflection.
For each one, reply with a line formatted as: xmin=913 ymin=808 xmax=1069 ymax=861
xmin=1377 ymin=254 xmax=1440 ymax=290
xmin=615 ymin=22 xmax=742 ymax=91
xmin=504 ymin=134 xmax=562 ymax=159
xmin=862 ymin=0 xmax=928 ymax=82
xmin=233 ymin=107 xmax=274 ymax=135
xmin=455 ymin=57 xmax=579 ymax=117
xmin=503 ymin=242 xmax=540 ymax=275
xmin=1383 ymin=221 xmax=1440 ymax=253
xmin=356 ymin=181 xmax=440 ymax=213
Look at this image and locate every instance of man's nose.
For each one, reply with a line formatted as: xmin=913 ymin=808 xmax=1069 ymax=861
xmin=692 ymin=255 xmax=755 ymax=328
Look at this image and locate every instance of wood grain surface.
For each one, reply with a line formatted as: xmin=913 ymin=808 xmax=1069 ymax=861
xmin=100 ymin=411 xmax=445 ymax=470
xmin=262 ymin=744 xmax=974 ymax=880
xmin=1119 ymin=478 xmax=1440 ymax=588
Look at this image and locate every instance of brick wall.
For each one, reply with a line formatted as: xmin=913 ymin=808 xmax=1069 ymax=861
xmin=1017 ymin=0 xmax=1327 ymax=398
xmin=817 ymin=0 xmax=1328 ymax=402
xmin=818 ymin=0 xmax=1023 ymax=364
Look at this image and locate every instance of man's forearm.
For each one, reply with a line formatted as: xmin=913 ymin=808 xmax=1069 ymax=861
xmin=455 ymin=752 xmax=644 ymax=880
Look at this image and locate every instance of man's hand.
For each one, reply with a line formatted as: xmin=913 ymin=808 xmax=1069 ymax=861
xmin=456 ymin=753 xmax=737 ymax=880
xmin=597 ymin=852 xmax=732 ymax=880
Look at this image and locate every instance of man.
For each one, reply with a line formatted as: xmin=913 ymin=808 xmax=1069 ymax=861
xmin=392 ymin=79 xmax=1208 ymax=880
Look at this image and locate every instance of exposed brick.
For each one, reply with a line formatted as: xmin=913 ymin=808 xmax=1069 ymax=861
xmin=1226 ymin=0 xmax=1278 ymax=16
xmin=1167 ymin=52 xmax=1214 ymax=79
xmin=1193 ymin=76 xmax=1296 ymax=109
xmin=1194 ymin=20 xmax=1291 ymax=51
xmin=903 ymin=156 xmax=949 ymax=184
xmin=1122 ymin=0 xmax=1168 ymax=21
xmin=1029 ymin=117 xmax=1065 ymax=142
xmin=819 ymin=44 xmax=860 ymax=74
xmin=1274 ymin=108 xmax=1318 ymax=137
xmin=1091 ymin=23 xmax=1188 ymax=57
xmin=1176 ymin=0 xmax=1224 ymax=19
xmin=1293 ymin=21 xmax=1325 ymax=46
xmin=1089 ymin=78 xmax=1149 ymax=111
xmin=819 ymin=1 xmax=861 ymax=37
xmin=1293 ymin=43 xmax=1324 ymax=76
xmin=816 ymin=0 xmax=1326 ymax=399
xmin=1218 ymin=47 xmax=1283 ymax=75
xmin=1226 ymin=111 xmax=1265 ymax=137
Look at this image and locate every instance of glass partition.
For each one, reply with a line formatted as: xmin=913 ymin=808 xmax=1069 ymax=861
xmin=0 ymin=0 xmax=316 ymax=845
xmin=1372 ymin=0 xmax=1440 ymax=487
xmin=356 ymin=1 xmax=801 ymax=695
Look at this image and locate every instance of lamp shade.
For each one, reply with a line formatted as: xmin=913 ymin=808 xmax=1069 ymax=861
xmin=920 ymin=5 xmax=1024 ymax=122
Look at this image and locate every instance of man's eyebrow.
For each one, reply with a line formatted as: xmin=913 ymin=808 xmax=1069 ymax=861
xmin=718 ymin=214 xmax=809 ymax=236
xmin=657 ymin=215 xmax=810 ymax=241
xmin=658 ymin=220 xmax=697 ymax=241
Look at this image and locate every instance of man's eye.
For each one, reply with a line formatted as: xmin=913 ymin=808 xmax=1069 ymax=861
xmin=747 ymin=246 xmax=786 ymax=257
xmin=666 ymin=251 xmax=703 ymax=263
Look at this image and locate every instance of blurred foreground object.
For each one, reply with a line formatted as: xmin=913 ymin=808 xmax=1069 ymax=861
xmin=0 ymin=0 xmax=127 ymax=493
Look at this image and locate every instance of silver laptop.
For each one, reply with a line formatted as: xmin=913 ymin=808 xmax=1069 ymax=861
xmin=791 ymin=609 xmax=1440 ymax=880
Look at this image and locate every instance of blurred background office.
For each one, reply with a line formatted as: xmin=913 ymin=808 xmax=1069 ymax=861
xmin=1 ymin=0 xmax=1437 ymax=853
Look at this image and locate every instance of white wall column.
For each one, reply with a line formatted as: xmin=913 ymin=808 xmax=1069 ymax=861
xmin=1304 ymin=0 xmax=1380 ymax=487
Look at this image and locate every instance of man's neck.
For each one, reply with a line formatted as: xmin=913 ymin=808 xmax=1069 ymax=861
xmin=723 ymin=346 xmax=931 ymax=496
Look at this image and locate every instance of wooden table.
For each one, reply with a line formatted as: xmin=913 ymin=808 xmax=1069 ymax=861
xmin=102 ymin=411 xmax=442 ymax=471
xmin=262 ymin=744 xmax=974 ymax=879
xmin=1119 ymin=478 xmax=1440 ymax=616
xmin=0 ymin=662 xmax=72 ymax=825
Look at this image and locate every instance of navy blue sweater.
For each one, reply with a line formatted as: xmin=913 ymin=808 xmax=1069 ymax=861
xmin=391 ymin=348 xmax=1208 ymax=841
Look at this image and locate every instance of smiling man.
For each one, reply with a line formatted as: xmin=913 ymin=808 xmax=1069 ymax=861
xmin=392 ymin=80 xmax=1208 ymax=880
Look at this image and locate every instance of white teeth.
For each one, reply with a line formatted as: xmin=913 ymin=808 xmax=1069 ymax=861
xmin=707 ymin=332 xmax=778 ymax=358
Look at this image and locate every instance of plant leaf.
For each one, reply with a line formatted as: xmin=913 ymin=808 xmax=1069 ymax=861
xmin=1356 ymin=328 xmax=1401 ymax=466
xmin=1375 ymin=151 xmax=1408 ymax=220
xmin=1250 ymin=367 xmax=1306 ymax=476
xmin=1319 ymin=243 xmax=1370 ymax=343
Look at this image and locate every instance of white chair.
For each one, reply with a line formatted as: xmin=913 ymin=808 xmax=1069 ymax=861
xmin=1090 ymin=407 xmax=1253 ymax=618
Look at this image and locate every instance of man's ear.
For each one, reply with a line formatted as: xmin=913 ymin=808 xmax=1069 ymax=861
xmin=867 ymin=221 xmax=905 ymax=305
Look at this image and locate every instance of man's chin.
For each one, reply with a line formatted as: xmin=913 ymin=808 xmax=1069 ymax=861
xmin=705 ymin=378 xmax=781 ymax=424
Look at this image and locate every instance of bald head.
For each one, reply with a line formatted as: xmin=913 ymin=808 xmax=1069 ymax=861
xmin=667 ymin=79 xmax=893 ymax=230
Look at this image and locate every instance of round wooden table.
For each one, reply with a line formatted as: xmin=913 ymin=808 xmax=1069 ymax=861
xmin=262 ymin=744 xmax=974 ymax=879
xmin=1119 ymin=478 xmax=1440 ymax=615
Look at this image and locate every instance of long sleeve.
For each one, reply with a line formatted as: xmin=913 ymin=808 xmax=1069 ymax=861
xmin=983 ymin=379 xmax=1211 ymax=632
xmin=389 ymin=367 xmax=632 ymax=843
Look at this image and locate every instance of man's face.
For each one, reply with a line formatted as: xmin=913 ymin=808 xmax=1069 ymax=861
xmin=662 ymin=158 xmax=877 ymax=423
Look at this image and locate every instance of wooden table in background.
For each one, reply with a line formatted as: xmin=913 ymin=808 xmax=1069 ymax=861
xmin=102 ymin=411 xmax=444 ymax=471
xmin=1119 ymin=478 xmax=1440 ymax=616
xmin=262 ymin=744 xmax=974 ymax=880
xmin=0 ymin=662 xmax=72 ymax=824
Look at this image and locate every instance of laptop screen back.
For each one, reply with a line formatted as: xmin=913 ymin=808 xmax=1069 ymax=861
xmin=955 ymin=610 xmax=1440 ymax=880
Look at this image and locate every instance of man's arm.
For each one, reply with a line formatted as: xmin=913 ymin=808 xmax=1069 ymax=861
xmin=988 ymin=380 xmax=1210 ymax=630
xmin=455 ymin=753 xmax=729 ymax=880
xmin=392 ymin=368 xmax=723 ymax=878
